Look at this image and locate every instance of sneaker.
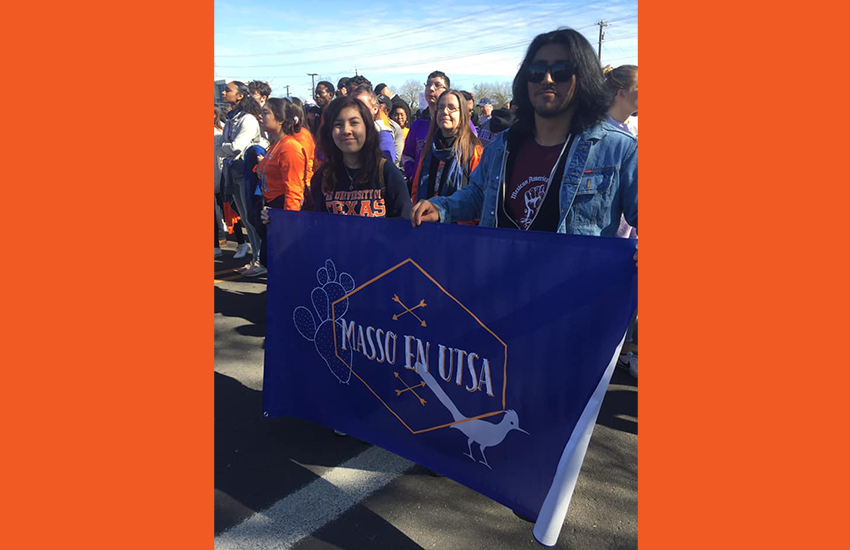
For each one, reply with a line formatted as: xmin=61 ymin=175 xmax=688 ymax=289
xmin=628 ymin=355 xmax=638 ymax=378
xmin=242 ymin=262 xmax=267 ymax=278
xmin=237 ymin=262 xmax=253 ymax=273
xmin=214 ymin=248 xmax=222 ymax=258
xmin=233 ymin=243 xmax=249 ymax=259
xmin=617 ymin=351 xmax=634 ymax=371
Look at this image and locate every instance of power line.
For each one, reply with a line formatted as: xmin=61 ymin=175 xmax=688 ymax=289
xmin=216 ymin=3 xmax=636 ymax=65
xmin=218 ymin=26 xmax=632 ymax=80
xmin=215 ymin=6 xmax=601 ymax=70
xmin=602 ymin=54 xmax=639 ymax=63
xmin=604 ymin=33 xmax=639 ymax=43
xmin=215 ymin=0 xmax=548 ymax=59
xmin=605 ymin=14 xmax=638 ymax=25
xmin=215 ymin=16 xmax=636 ymax=80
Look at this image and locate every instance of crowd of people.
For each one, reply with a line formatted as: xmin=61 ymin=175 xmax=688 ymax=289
xmin=214 ymin=27 xmax=638 ymax=373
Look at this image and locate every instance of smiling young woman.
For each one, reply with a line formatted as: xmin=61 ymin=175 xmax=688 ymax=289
xmin=259 ymin=96 xmax=411 ymax=222
xmin=309 ymin=96 xmax=411 ymax=218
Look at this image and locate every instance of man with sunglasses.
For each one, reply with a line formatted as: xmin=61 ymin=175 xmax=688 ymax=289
xmin=411 ymin=28 xmax=637 ymax=249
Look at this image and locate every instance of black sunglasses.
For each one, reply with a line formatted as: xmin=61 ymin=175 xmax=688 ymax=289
xmin=527 ymin=62 xmax=576 ymax=84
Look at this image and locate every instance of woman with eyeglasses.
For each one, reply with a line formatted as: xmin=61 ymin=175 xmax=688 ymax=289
xmin=410 ymin=89 xmax=483 ymax=211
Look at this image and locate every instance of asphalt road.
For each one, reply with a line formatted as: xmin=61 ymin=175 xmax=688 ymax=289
xmin=214 ymin=240 xmax=637 ymax=550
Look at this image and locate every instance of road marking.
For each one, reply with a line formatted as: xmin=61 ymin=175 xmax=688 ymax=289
xmin=215 ymin=274 xmax=243 ymax=283
xmin=214 ymin=446 xmax=414 ymax=550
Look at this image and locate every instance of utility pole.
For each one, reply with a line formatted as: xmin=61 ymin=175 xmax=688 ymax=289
xmin=285 ymin=84 xmax=290 ymax=96
xmin=307 ymin=73 xmax=318 ymax=98
xmin=596 ymin=20 xmax=608 ymax=62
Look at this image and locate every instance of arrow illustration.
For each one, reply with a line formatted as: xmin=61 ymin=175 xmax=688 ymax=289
xmin=394 ymin=381 xmax=426 ymax=395
xmin=392 ymin=294 xmax=428 ymax=327
xmin=393 ymin=371 xmax=427 ymax=406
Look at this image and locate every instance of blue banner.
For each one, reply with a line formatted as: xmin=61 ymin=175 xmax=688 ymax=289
xmin=263 ymin=210 xmax=637 ymax=546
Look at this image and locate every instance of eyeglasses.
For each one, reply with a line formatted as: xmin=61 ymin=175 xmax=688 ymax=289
xmin=526 ymin=62 xmax=576 ymax=84
xmin=425 ymin=81 xmax=447 ymax=91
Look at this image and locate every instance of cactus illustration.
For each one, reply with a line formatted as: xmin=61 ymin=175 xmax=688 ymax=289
xmin=293 ymin=259 xmax=357 ymax=383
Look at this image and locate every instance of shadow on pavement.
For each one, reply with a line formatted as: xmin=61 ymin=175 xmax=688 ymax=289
xmin=596 ymin=369 xmax=637 ymax=435
xmin=303 ymin=505 xmax=427 ymax=550
xmin=216 ymin=371 xmax=375 ymax=535
xmin=215 ymin=286 xmax=267 ymax=327
xmin=234 ymin=323 xmax=267 ymax=338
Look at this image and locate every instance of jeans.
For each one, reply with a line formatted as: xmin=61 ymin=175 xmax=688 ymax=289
xmin=229 ymin=168 xmax=261 ymax=263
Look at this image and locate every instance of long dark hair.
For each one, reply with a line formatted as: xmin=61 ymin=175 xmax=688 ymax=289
xmin=511 ymin=28 xmax=611 ymax=138
xmin=214 ymin=105 xmax=223 ymax=130
xmin=239 ymin=95 xmax=263 ymax=120
xmin=318 ymin=96 xmax=382 ymax=193
xmin=306 ymin=105 xmax=322 ymax=135
xmin=265 ymin=98 xmax=301 ymax=136
xmin=287 ymin=97 xmax=306 ymax=135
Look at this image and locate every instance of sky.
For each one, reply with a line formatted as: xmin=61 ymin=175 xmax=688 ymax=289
xmin=214 ymin=0 xmax=637 ymax=102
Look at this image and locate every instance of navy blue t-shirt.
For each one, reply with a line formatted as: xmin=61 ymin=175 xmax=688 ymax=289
xmin=309 ymin=160 xmax=412 ymax=219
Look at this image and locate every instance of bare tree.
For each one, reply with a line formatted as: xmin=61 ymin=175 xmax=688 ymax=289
xmin=472 ymin=82 xmax=495 ymax=104
xmin=398 ymin=79 xmax=422 ymax=111
xmin=473 ymin=81 xmax=513 ymax=109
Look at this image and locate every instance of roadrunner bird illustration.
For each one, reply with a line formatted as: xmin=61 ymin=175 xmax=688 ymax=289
xmin=417 ymin=366 xmax=528 ymax=469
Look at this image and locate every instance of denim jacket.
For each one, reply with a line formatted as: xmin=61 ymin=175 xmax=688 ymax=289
xmin=427 ymin=122 xmax=637 ymax=236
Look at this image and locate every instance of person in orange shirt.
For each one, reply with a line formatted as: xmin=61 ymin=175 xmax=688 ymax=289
xmin=247 ymin=98 xmax=308 ymax=277
xmin=288 ymin=99 xmax=316 ymax=191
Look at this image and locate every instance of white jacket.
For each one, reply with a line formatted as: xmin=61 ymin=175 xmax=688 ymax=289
xmin=217 ymin=108 xmax=266 ymax=161
xmin=377 ymin=118 xmax=405 ymax=169
xmin=214 ymin=127 xmax=223 ymax=192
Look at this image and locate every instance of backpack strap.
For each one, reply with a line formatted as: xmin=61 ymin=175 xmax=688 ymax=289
xmin=378 ymin=157 xmax=387 ymax=193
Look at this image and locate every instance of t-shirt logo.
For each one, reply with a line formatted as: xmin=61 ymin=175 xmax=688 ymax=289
xmin=510 ymin=177 xmax=548 ymax=230
xmin=325 ymin=189 xmax=387 ymax=217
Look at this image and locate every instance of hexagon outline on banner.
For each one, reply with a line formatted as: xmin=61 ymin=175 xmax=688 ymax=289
xmin=331 ymin=257 xmax=508 ymax=435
